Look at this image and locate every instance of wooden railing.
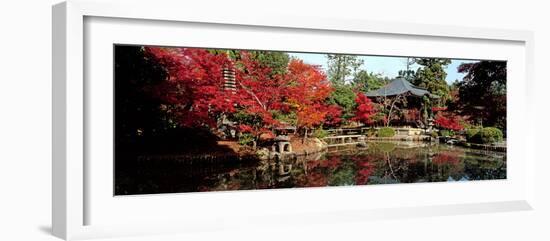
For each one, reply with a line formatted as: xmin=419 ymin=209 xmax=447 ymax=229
xmin=326 ymin=127 xmax=425 ymax=136
xmin=322 ymin=135 xmax=365 ymax=147
xmin=326 ymin=128 xmax=369 ymax=136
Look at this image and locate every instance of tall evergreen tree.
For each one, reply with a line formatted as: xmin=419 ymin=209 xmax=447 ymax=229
xmin=209 ymin=49 xmax=290 ymax=76
xmin=398 ymin=57 xmax=417 ymax=82
xmin=326 ymin=54 xmax=364 ymax=85
xmin=249 ymin=51 xmax=290 ymax=76
xmin=325 ymin=54 xmax=365 ymax=121
xmin=413 ymin=58 xmax=452 ymax=105
xmin=353 ymin=70 xmax=388 ymax=92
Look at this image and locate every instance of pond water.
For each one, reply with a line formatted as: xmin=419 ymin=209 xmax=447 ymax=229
xmin=115 ymin=142 xmax=506 ymax=195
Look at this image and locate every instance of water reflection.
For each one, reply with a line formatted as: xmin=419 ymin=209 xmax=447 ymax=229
xmin=116 ymin=142 xmax=506 ymax=194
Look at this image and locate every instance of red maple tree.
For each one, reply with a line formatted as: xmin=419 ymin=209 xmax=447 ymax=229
xmin=352 ymin=93 xmax=377 ymax=125
xmin=284 ymin=59 xmax=337 ymax=134
xmin=145 ymin=47 xmax=236 ymax=128
xmin=434 ymin=112 xmax=464 ymax=131
xmin=145 ymin=48 xmax=341 ymax=142
xmin=323 ymin=105 xmax=343 ymax=127
xmin=230 ymin=51 xmax=288 ymax=138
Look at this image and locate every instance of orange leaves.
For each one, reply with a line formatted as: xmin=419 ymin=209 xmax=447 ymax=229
xmin=286 ymin=59 xmax=332 ymax=102
xmin=145 ymin=48 xmax=340 ymax=132
xmin=285 ymin=60 xmax=336 ymax=129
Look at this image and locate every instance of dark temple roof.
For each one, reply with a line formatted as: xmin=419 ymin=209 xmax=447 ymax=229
xmin=365 ymin=77 xmax=438 ymax=98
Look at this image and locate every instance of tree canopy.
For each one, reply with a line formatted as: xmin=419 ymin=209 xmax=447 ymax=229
xmin=326 ymin=54 xmax=364 ymax=85
xmin=144 ymin=47 xmax=342 ymax=142
xmin=116 ymin=46 xmax=507 ymax=145
xmin=413 ymin=58 xmax=452 ymax=105
xmin=457 ymin=61 xmax=507 ymax=129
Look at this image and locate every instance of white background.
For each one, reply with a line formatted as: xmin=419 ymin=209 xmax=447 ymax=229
xmin=0 ymin=0 xmax=549 ymax=240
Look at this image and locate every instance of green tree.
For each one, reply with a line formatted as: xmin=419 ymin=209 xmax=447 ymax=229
xmin=327 ymin=84 xmax=357 ymax=120
xmin=413 ymin=58 xmax=451 ymax=105
xmin=398 ymin=57 xmax=417 ymax=82
xmin=327 ymin=54 xmax=364 ymax=85
xmin=325 ymin=54 xmax=365 ymax=121
xmin=457 ymin=61 xmax=506 ymax=130
xmin=353 ymin=70 xmax=388 ymax=92
xmin=209 ymin=49 xmax=289 ymax=76
xmin=249 ymin=51 xmax=290 ymax=76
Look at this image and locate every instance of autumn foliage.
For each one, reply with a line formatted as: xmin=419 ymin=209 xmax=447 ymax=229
xmin=352 ymin=93 xmax=377 ymax=125
xmin=285 ymin=60 xmax=336 ymax=129
xmin=145 ymin=47 xmax=341 ymax=138
xmin=145 ymin=47 xmax=235 ymax=128
xmin=404 ymin=108 xmax=420 ymax=123
xmin=434 ymin=112 xmax=464 ymax=131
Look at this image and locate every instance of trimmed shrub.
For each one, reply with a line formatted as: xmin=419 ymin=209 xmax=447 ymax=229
xmin=467 ymin=127 xmax=503 ymax=144
xmin=465 ymin=128 xmax=480 ymax=141
xmin=439 ymin=130 xmax=454 ymax=137
xmin=377 ymin=127 xmax=395 ymax=137
xmin=478 ymin=127 xmax=503 ymax=144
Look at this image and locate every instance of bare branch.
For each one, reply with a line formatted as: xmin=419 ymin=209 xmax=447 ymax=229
xmin=238 ymin=81 xmax=266 ymax=110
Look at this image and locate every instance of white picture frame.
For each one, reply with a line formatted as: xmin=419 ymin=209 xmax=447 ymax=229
xmin=52 ymin=0 xmax=536 ymax=240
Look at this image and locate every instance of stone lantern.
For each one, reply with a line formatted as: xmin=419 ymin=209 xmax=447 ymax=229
xmin=272 ymin=135 xmax=292 ymax=154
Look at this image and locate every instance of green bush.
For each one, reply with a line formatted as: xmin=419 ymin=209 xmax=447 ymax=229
xmin=467 ymin=127 xmax=503 ymax=144
xmin=439 ymin=130 xmax=454 ymax=137
xmin=377 ymin=127 xmax=395 ymax=137
xmin=465 ymin=128 xmax=480 ymax=141
xmin=366 ymin=127 xmax=378 ymax=137
xmin=478 ymin=127 xmax=503 ymax=144
xmin=430 ymin=131 xmax=439 ymax=138
xmin=313 ymin=128 xmax=329 ymax=139
xmin=238 ymin=133 xmax=255 ymax=146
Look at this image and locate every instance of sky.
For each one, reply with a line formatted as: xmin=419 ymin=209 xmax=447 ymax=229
xmin=289 ymin=52 xmax=478 ymax=84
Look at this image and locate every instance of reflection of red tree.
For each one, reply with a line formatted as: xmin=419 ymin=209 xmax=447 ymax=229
xmin=307 ymin=159 xmax=322 ymax=169
xmin=353 ymin=156 xmax=375 ymax=185
xmin=307 ymin=156 xmax=342 ymax=170
xmin=432 ymin=151 xmax=461 ymax=165
xmin=300 ymin=156 xmax=344 ymax=187
xmin=304 ymin=172 xmax=328 ymax=187
xmin=356 ymin=167 xmax=374 ymax=185
xmin=321 ymin=156 xmax=342 ymax=169
xmin=226 ymin=182 xmax=242 ymax=190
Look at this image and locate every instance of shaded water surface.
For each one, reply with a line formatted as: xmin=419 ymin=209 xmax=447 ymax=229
xmin=115 ymin=142 xmax=506 ymax=195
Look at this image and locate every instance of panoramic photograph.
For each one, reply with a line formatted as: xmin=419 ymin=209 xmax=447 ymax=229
xmin=114 ymin=45 xmax=507 ymax=195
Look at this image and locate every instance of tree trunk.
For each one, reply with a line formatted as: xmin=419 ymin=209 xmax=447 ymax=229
xmin=386 ymin=95 xmax=400 ymax=127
